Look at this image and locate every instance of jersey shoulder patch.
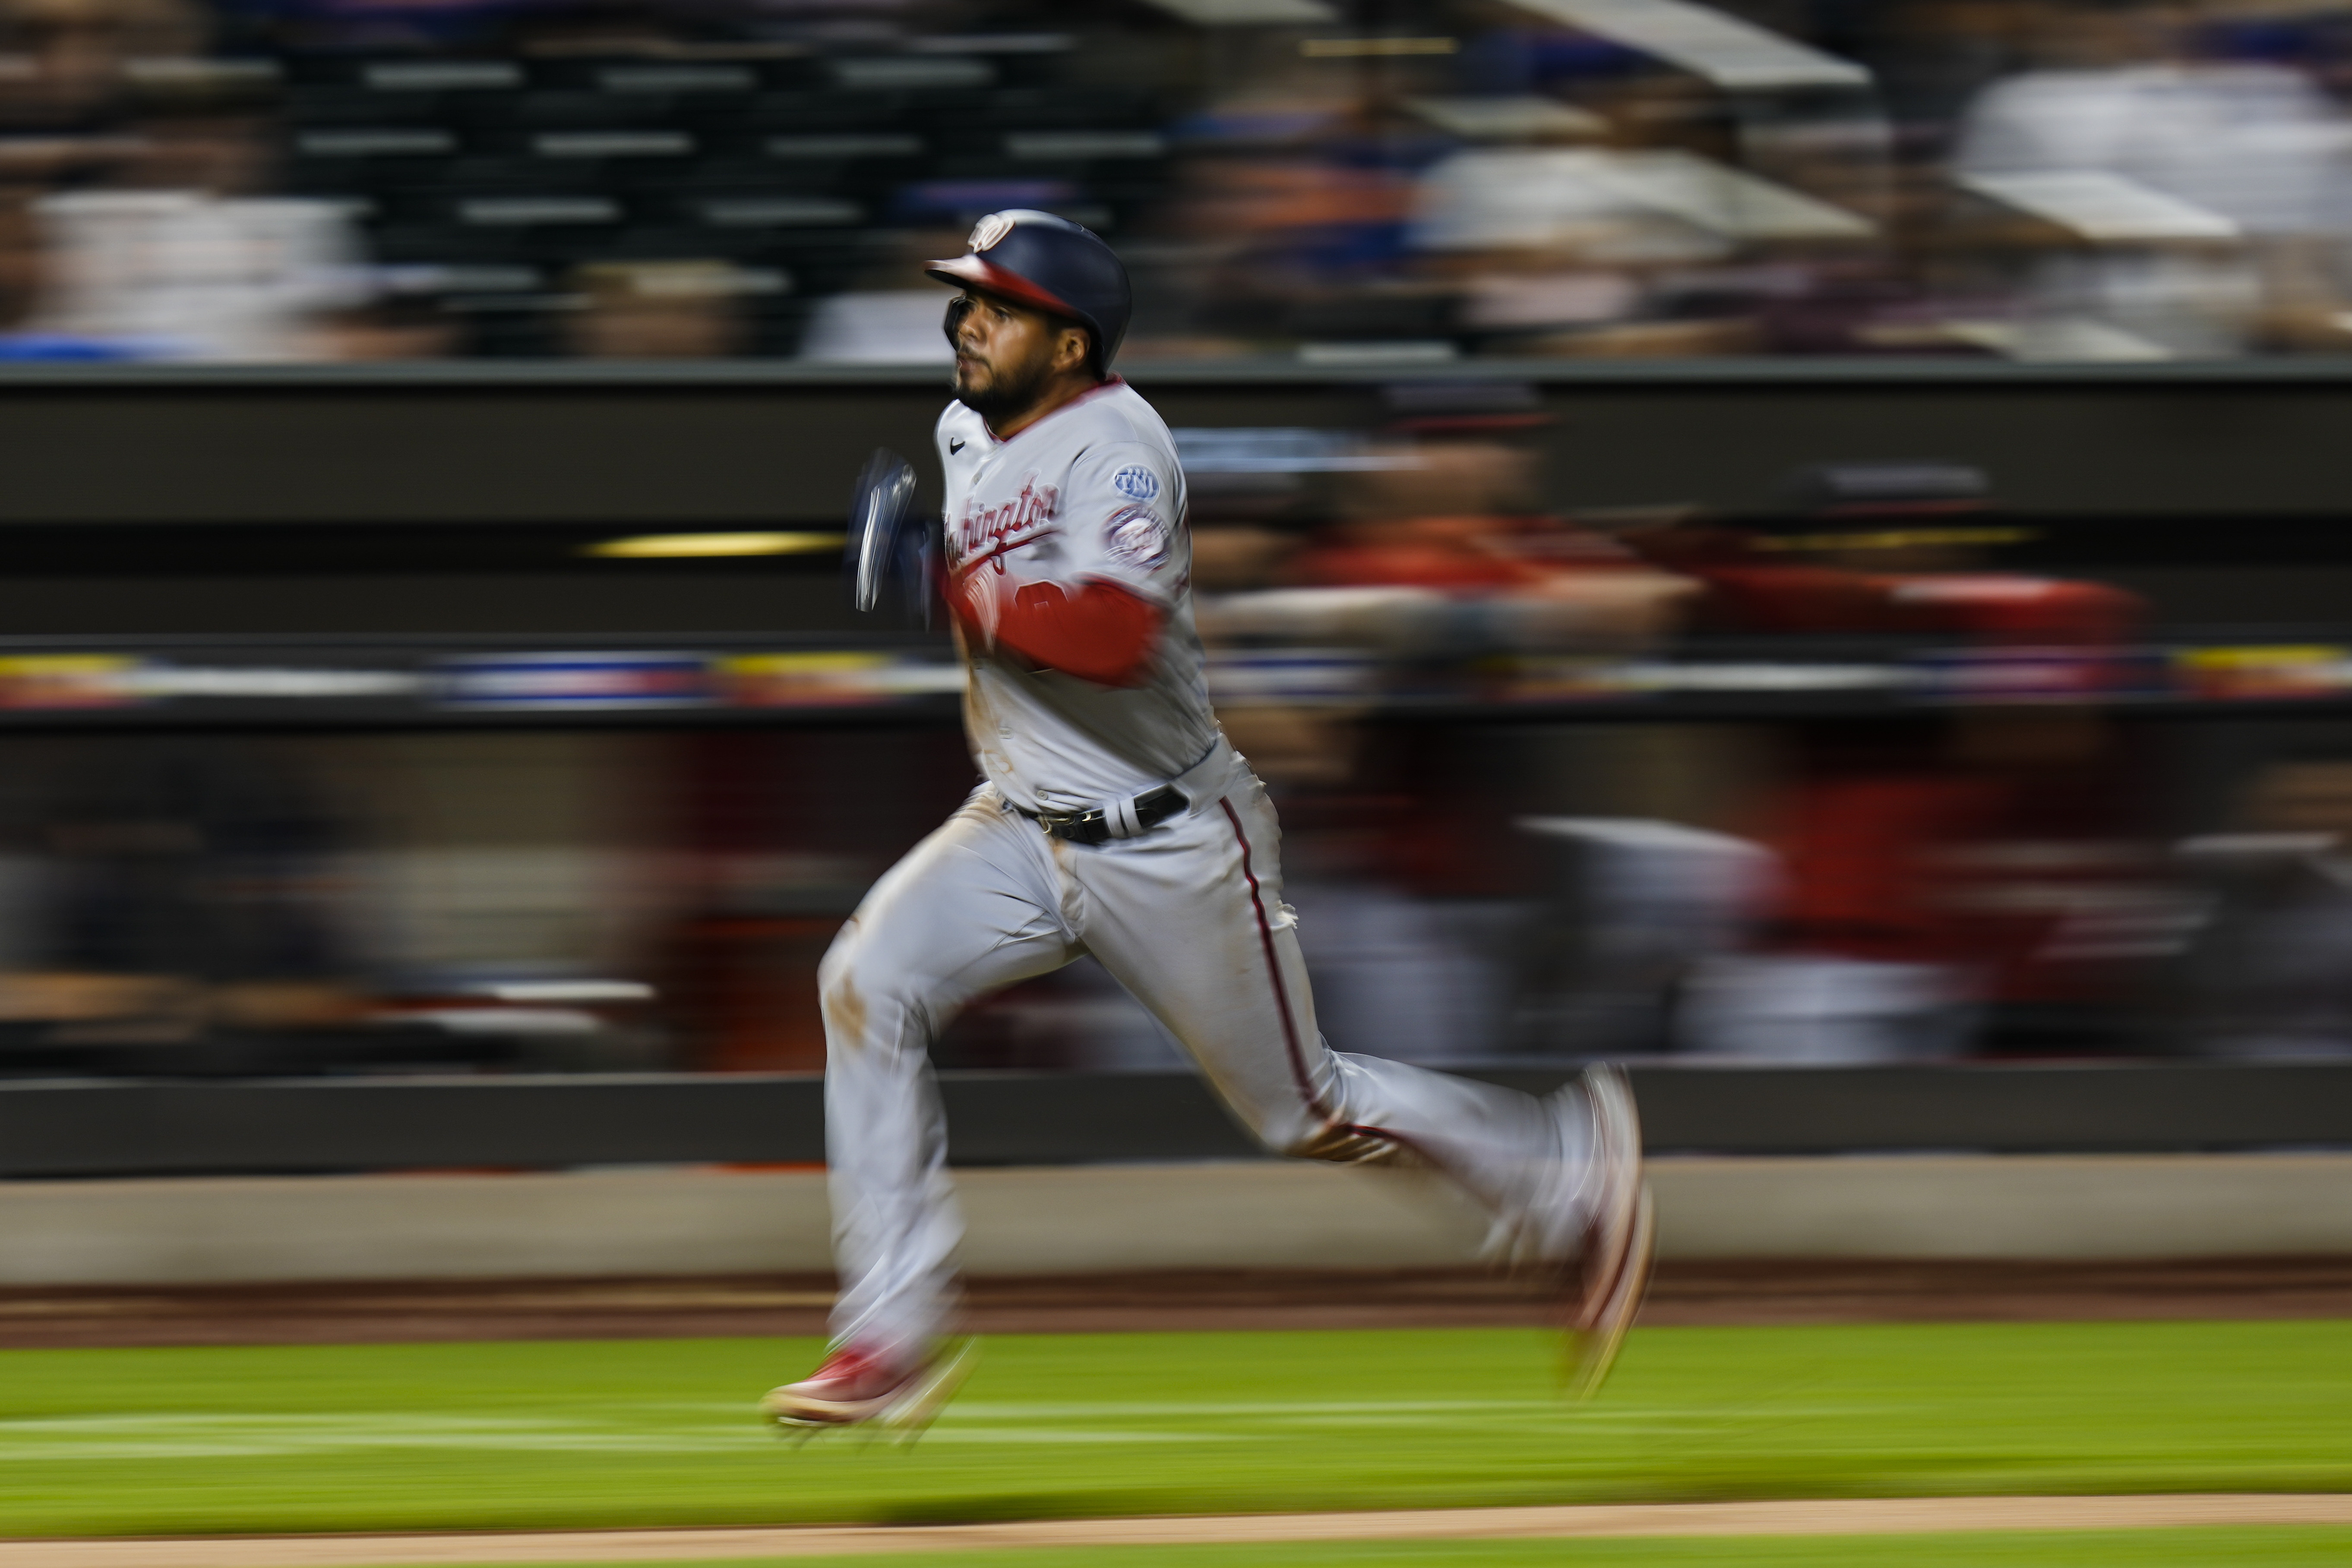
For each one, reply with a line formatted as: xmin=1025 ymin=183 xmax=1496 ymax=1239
xmin=1104 ymin=503 xmax=1173 ymax=572
xmin=1109 ymin=464 xmax=1161 ymax=503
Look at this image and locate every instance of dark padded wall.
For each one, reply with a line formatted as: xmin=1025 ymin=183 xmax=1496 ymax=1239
xmin=0 ymin=360 xmax=2346 ymax=526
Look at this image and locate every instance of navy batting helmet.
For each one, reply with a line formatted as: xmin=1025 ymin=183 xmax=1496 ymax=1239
xmin=926 ymin=210 xmax=1131 ymax=373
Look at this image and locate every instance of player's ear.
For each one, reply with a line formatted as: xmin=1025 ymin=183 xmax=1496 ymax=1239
xmin=1054 ymin=322 xmax=1090 ymax=373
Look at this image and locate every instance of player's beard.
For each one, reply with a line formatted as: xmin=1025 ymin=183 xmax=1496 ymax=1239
xmin=952 ymin=348 xmax=1054 ymax=427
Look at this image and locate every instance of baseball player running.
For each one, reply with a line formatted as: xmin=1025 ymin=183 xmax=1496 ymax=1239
xmin=763 ymin=211 xmax=1652 ymax=1434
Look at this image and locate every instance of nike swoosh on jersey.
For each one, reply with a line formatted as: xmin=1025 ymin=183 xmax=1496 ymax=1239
xmin=949 ymin=438 xmax=966 ymax=454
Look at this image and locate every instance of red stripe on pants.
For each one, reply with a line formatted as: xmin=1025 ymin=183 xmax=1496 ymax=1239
xmin=1217 ymin=795 xmax=1328 ymax=1119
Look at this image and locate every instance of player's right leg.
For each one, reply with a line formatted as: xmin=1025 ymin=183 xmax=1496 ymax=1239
xmin=763 ymin=787 xmax=1075 ymax=1432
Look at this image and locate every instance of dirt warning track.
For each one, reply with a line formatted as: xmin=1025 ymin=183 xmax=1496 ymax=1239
xmin=12 ymin=1495 xmax=2352 ymax=1567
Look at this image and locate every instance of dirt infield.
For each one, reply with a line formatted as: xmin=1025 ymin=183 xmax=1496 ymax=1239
xmin=9 ymin=1495 xmax=2352 ymax=1566
xmin=6 ymin=1257 xmax=2352 ymax=1347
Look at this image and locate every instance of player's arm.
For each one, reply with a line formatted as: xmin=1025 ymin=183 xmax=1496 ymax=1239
xmin=950 ymin=573 xmax=1163 ymax=686
xmin=949 ymin=441 xmax=1181 ymax=688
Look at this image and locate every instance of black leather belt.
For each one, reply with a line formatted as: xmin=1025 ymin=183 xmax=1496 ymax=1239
xmin=1019 ymin=785 xmax=1189 ymax=845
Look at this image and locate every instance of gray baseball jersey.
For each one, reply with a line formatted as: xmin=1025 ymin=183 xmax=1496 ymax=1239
xmin=937 ymin=379 xmax=1216 ymax=812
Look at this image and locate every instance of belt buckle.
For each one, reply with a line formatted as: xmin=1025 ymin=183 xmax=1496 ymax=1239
xmin=1034 ymin=804 xmax=1105 ymax=844
xmin=1034 ymin=791 xmax=1183 ymax=846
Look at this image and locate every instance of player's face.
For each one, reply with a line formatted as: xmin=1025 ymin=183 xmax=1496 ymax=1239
xmin=949 ymin=290 xmax=1084 ymax=419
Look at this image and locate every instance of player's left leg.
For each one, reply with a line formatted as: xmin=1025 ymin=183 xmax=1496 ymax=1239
xmin=1075 ymin=770 xmax=1569 ymax=1222
xmin=1073 ymin=754 xmax=1650 ymax=1392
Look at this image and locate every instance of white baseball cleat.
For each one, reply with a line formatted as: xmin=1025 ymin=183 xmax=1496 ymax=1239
xmin=1564 ymin=1063 xmax=1653 ymax=1400
xmin=761 ymin=1339 xmax=976 ymax=1444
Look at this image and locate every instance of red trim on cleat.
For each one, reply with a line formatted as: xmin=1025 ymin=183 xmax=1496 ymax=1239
xmin=762 ymin=1339 xmax=979 ymax=1438
xmin=761 ymin=1344 xmax=922 ymax=1427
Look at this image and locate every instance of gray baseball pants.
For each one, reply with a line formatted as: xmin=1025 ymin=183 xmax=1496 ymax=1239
xmin=819 ymin=740 xmax=1587 ymax=1363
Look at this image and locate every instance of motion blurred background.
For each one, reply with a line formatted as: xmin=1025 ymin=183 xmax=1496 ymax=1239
xmin=13 ymin=0 xmax=2352 ymax=364
xmin=0 ymin=0 xmax=2341 ymax=1091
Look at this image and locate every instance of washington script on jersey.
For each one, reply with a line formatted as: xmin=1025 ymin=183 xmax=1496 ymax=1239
xmin=951 ymin=476 xmax=1059 ymax=574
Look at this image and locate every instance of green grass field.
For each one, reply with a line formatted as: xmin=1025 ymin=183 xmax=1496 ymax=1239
xmin=1 ymin=1321 xmax=2349 ymax=1540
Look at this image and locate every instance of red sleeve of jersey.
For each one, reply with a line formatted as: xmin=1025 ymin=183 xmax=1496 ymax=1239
xmin=952 ymin=573 xmax=1163 ymax=687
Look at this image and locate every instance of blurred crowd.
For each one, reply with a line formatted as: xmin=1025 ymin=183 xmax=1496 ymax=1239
xmin=3 ymin=0 xmax=2352 ymax=361
xmin=9 ymin=678 xmax=2352 ymax=1074
xmin=1183 ymin=404 xmax=2153 ymax=1067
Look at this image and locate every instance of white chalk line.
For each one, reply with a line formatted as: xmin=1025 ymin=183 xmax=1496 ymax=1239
xmin=0 ymin=1398 xmax=1843 ymax=1462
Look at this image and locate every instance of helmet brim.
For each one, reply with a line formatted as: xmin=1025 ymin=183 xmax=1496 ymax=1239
xmin=925 ymin=254 xmax=1086 ymax=326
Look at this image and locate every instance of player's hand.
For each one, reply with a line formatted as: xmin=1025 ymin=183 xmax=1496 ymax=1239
xmin=844 ymin=448 xmax=936 ymax=625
